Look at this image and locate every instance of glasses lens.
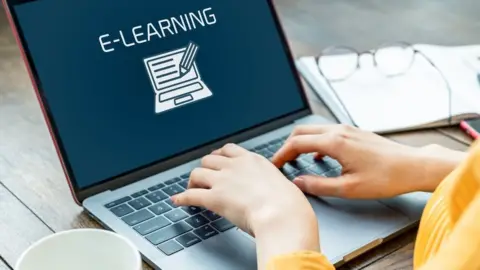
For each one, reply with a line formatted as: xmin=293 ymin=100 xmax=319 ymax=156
xmin=318 ymin=47 xmax=358 ymax=81
xmin=375 ymin=43 xmax=414 ymax=76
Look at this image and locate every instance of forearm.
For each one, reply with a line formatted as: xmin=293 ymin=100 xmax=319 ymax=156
xmin=253 ymin=205 xmax=320 ymax=270
xmin=415 ymin=144 xmax=468 ymax=192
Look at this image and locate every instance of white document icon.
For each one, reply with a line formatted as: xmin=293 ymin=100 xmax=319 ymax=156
xmin=144 ymin=42 xmax=213 ymax=114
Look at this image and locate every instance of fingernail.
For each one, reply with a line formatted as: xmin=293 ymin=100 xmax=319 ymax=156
xmin=171 ymin=195 xmax=177 ymax=203
xmin=293 ymin=177 xmax=304 ymax=187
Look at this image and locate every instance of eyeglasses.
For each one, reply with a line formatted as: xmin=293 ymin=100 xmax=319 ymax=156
xmin=315 ymin=42 xmax=453 ymax=126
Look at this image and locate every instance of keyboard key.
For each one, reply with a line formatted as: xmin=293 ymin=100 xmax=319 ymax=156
xmin=194 ymin=225 xmax=219 ymax=240
xmin=299 ymin=159 xmax=313 ymax=168
xmin=149 ymin=202 xmax=172 ymax=215
xmin=158 ymin=240 xmax=183 ymax=256
xmin=182 ymin=206 xmax=202 ymax=215
xmin=148 ymin=183 xmax=166 ymax=192
xmin=269 ymin=139 xmax=282 ymax=145
xmin=185 ymin=214 xmax=209 ymax=228
xmin=306 ymin=166 xmax=322 ymax=176
xmin=105 ymin=196 xmax=131 ymax=208
xmin=162 ymin=184 xmax=185 ymax=196
xmin=258 ymin=150 xmax=271 ymax=158
xmin=128 ymin=197 xmax=152 ymax=210
xmin=324 ymin=156 xmax=341 ymax=168
xmin=131 ymin=190 xmax=148 ymax=198
xmin=267 ymin=145 xmax=280 ymax=153
xmin=165 ymin=199 xmax=179 ymax=208
xmin=290 ymin=159 xmax=310 ymax=169
xmin=202 ymin=210 xmax=221 ymax=221
xmin=165 ymin=177 xmax=181 ymax=185
xmin=176 ymin=233 xmax=201 ymax=248
xmin=312 ymin=159 xmax=332 ymax=172
xmin=324 ymin=168 xmax=342 ymax=178
xmin=212 ymin=218 xmax=235 ymax=232
xmin=165 ymin=209 xmax=189 ymax=222
xmin=286 ymin=173 xmax=297 ymax=181
xmin=255 ymin=144 xmax=268 ymax=151
xmin=146 ymin=221 xmax=192 ymax=245
xmin=146 ymin=190 xmax=168 ymax=203
xmin=180 ymin=172 xmax=191 ymax=179
xmin=299 ymin=154 xmax=316 ymax=165
xmin=178 ymin=180 xmax=189 ymax=189
xmin=293 ymin=169 xmax=311 ymax=178
xmin=273 ymin=143 xmax=283 ymax=149
xmin=110 ymin=204 xmax=134 ymax=217
xmin=280 ymin=163 xmax=299 ymax=175
xmin=122 ymin=209 xmax=154 ymax=226
xmin=134 ymin=216 xmax=171 ymax=235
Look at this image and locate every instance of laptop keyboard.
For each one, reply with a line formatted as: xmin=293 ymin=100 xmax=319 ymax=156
xmin=104 ymin=135 xmax=342 ymax=256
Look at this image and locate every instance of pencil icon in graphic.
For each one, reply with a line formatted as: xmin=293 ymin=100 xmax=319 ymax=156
xmin=179 ymin=42 xmax=199 ymax=75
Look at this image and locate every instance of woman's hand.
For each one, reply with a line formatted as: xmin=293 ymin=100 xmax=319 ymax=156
xmin=173 ymin=144 xmax=319 ymax=269
xmin=272 ymin=124 xmax=467 ymax=199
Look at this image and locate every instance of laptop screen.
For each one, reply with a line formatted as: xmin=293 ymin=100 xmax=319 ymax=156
xmin=11 ymin=0 xmax=307 ymax=190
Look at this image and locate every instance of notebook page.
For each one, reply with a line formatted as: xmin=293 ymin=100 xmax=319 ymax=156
xmin=415 ymin=44 xmax=480 ymax=115
xmin=298 ymin=45 xmax=479 ymax=133
xmin=297 ymin=57 xmax=454 ymax=132
xmin=326 ymin=54 xmax=459 ymax=132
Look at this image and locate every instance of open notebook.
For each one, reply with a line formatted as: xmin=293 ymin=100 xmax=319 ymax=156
xmin=296 ymin=44 xmax=480 ymax=133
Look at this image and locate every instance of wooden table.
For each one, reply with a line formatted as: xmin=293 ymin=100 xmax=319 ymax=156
xmin=0 ymin=1 xmax=475 ymax=269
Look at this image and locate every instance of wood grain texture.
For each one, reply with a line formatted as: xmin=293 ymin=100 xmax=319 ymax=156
xmin=0 ymin=1 xmax=476 ymax=270
xmin=340 ymin=230 xmax=417 ymax=270
xmin=0 ymin=23 xmax=150 ymax=264
xmin=0 ymin=10 xmax=101 ymax=233
xmin=362 ymin=243 xmax=416 ymax=270
xmin=274 ymin=0 xmax=480 ymax=54
xmin=0 ymin=183 xmax=52 ymax=267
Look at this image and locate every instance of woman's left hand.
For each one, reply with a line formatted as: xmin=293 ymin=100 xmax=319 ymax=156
xmin=173 ymin=143 xmax=319 ymax=269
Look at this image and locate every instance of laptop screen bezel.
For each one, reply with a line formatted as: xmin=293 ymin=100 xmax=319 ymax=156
xmin=4 ymin=0 xmax=312 ymax=203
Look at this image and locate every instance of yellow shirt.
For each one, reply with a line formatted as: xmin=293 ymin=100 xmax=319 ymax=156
xmin=267 ymin=141 xmax=480 ymax=270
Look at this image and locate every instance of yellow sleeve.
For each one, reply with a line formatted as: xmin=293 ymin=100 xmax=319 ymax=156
xmin=415 ymin=141 xmax=480 ymax=270
xmin=416 ymin=192 xmax=480 ymax=270
xmin=266 ymin=251 xmax=335 ymax=270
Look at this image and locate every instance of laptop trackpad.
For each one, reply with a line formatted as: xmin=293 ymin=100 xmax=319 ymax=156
xmin=158 ymin=229 xmax=257 ymax=270
xmin=158 ymin=197 xmax=410 ymax=269
xmin=308 ymin=196 xmax=411 ymax=262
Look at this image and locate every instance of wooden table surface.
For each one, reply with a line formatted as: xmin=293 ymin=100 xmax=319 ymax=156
xmin=0 ymin=1 xmax=476 ymax=269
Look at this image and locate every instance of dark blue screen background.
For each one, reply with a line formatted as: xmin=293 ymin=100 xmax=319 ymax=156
xmin=14 ymin=0 xmax=305 ymax=189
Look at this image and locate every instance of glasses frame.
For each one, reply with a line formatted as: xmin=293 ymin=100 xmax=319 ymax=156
xmin=315 ymin=42 xmax=453 ymax=129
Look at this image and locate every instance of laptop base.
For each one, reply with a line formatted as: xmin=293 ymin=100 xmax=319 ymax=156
xmin=84 ymin=115 xmax=429 ymax=270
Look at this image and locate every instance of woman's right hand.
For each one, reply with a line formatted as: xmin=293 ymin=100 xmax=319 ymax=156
xmin=272 ymin=124 xmax=467 ymax=199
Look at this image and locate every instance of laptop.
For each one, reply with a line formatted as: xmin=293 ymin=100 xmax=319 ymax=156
xmin=3 ymin=0 xmax=430 ymax=269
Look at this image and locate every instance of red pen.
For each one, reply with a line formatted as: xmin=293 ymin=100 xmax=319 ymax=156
xmin=460 ymin=119 xmax=480 ymax=140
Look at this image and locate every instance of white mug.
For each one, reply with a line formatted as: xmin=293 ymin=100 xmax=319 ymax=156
xmin=15 ymin=229 xmax=142 ymax=270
